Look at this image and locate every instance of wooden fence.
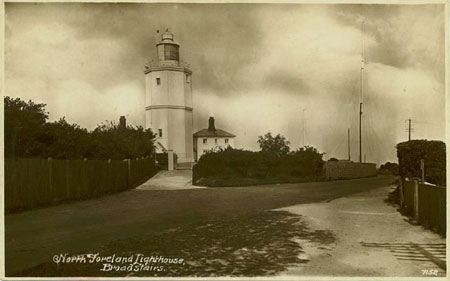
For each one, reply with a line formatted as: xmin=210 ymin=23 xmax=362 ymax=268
xmin=5 ymin=157 xmax=156 ymax=213
xmin=400 ymin=179 xmax=446 ymax=236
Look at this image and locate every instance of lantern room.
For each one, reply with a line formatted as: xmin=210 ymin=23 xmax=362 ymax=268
xmin=156 ymin=30 xmax=180 ymax=62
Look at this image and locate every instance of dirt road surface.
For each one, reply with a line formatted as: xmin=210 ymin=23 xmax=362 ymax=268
xmin=8 ymin=175 xmax=440 ymax=277
xmin=279 ymin=184 xmax=446 ymax=277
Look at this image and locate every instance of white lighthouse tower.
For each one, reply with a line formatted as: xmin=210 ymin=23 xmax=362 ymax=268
xmin=144 ymin=30 xmax=193 ymax=163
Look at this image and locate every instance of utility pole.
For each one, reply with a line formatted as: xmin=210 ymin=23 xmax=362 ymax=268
xmin=302 ymin=109 xmax=306 ymax=147
xmin=359 ymin=103 xmax=363 ymax=163
xmin=407 ymin=118 xmax=413 ymax=141
xmin=348 ymin=128 xmax=351 ymax=161
xmin=359 ymin=20 xmax=365 ymax=164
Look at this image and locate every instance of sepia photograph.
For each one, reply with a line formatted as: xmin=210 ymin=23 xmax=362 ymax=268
xmin=1 ymin=1 xmax=448 ymax=279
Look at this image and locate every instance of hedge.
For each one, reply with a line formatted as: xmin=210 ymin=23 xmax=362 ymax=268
xmin=396 ymin=140 xmax=446 ymax=186
xmin=192 ymin=147 xmax=324 ymax=187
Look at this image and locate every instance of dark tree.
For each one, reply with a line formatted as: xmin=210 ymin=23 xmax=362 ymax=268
xmin=4 ymin=96 xmax=156 ymax=160
xmin=257 ymin=132 xmax=290 ymax=156
xmin=379 ymin=161 xmax=399 ymax=175
xmin=40 ymin=118 xmax=92 ymax=159
xmin=4 ymin=96 xmax=49 ymax=158
xmin=396 ymin=140 xmax=445 ymax=186
xmin=91 ymin=121 xmax=156 ymax=160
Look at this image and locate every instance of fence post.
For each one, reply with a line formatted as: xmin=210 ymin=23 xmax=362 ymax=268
xmin=83 ymin=158 xmax=88 ymax=198
xmin=413 ymin=179 xmax=420 ymax=221
xmin=168 ymin=150 xmax=174 ymax=171
xmin=65 ymin=160 xmax=70 ymax=200
xmin=48 ymin=157 xmax=53 ymax=204
xmin=399 ymin=178 xmax=404 ymax=207
xmin=420 ymin=159 xmax=425 ymax=183
xmin=76 ymin=160 xmax=81 ymax=199
xmin=127 ymin=159 xmax=131 ymax=188
xmin=107 ymin=159 xmax=111 ymax=192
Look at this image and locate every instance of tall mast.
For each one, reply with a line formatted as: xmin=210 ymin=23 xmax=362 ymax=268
xmin=302 ymin=108 xmax=307 ymax=147
xmin=348 ymin=128 xmax=351 ymax=161
xmin=359 ymin=20 xmax=365 ymax=163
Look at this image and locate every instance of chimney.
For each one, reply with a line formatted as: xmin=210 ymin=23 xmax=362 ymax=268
xmin=208 ymin=117 xmax=216 ymax=131
xmin=119 ymin=116 xmax=126 ymax=129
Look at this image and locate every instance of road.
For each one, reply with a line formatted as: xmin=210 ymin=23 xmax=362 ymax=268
xmin=6 ymin=175 xmax=400 ymax=276
xmin=279 ymin=184 xmax=446 ymax=277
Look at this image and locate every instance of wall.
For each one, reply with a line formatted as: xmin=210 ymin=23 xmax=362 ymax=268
xmin=195 ymin=137 xmax=235 ymax=161
xmin=323 ymin=161 xmax=377 ymax=180
xmin=5 ymin=157 xmax=156 ymax=213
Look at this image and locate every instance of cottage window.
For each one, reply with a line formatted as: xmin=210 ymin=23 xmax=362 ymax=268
xmin=203 ymin=138 xmax=207 ymax=144
xmin=215 ymin=139 xmax=218 ymax=144
xmin=156 ymin=78 xmax=161 ymax=85
xmin=158 ymin=129 xmax=163 ymax=138
xmin=225 ymin=139 xmax=229 ymax=144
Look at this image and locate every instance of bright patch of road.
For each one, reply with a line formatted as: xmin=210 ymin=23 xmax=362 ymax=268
xmin=278 ymin=184 xmax=446 ymax=277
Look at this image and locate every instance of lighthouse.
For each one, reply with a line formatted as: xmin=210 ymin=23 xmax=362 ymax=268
xmin=144 ymin=30 xmax=193 ymax=163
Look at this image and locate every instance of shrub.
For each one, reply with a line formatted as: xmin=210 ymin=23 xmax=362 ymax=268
xmin=4 ymin=96 xmax=156 ymax=160
xmin=90 ymin=121 xmax=155 ymax=160
xmin=257 ymin=132 xmax=290 ymax=156
xmin=378 ymin=162 xmax=399 ymax=175
xmin=193 ymin=146 xmax=324 ymax=187
xmin=4 ymin=96 xmax=49 ymax=158
xmin=396 ymin=140 xmax=446 ymax=186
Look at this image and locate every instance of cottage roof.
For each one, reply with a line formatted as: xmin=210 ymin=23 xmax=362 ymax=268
xmin=193 ymin=128 xmax=236 ymax=138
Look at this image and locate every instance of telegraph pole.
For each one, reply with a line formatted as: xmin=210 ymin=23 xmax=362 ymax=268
xmin=407 ymin=118 xmax=412 ymax=141
xmin=359 ymin=20 xmax=365 ymax=163
xmin=405 ymin=118 xmax=413 ymax=141
xmin=359 ymin=103 xmax=363 ymax=163
xmin=348 ymin=128 xmax=351 ymax=161
xmin=302 ymin=109 xmax=306 ymax=147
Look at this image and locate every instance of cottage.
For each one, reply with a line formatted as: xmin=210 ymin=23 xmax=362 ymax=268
xmin=193 ymin=117 xmax=236 ymax=161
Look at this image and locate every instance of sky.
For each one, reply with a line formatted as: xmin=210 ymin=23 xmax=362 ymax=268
xmin=5 ymin=3 xmax=446 ymax=164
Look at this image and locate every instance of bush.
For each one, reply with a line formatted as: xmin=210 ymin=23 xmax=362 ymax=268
xmin=378 ymin=162 xmax=399 ymax=175
xmin=396 ymin=140 xmax=446 ymax=186
xmin=257 ymin=132 xmax=290 ymax=156
xmin=4 ymin=96 xmax=156 ymax=160
xmin=90 ymin=121 xmax=155 ymax=160
xmin=193 ymin=146 xmax=325 ymax=187
xmin=5 ymin=96 xmax=49 ymax=158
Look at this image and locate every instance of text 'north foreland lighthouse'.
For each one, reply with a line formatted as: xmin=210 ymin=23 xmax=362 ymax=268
xmin=144 ymin=30 xmax=194 ymax=163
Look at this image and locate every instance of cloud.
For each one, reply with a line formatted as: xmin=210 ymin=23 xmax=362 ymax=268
xmin=332 ymin=4 xmax=445 ymax=82
xmin=5 ymin=3 xmax=445 ymax=164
